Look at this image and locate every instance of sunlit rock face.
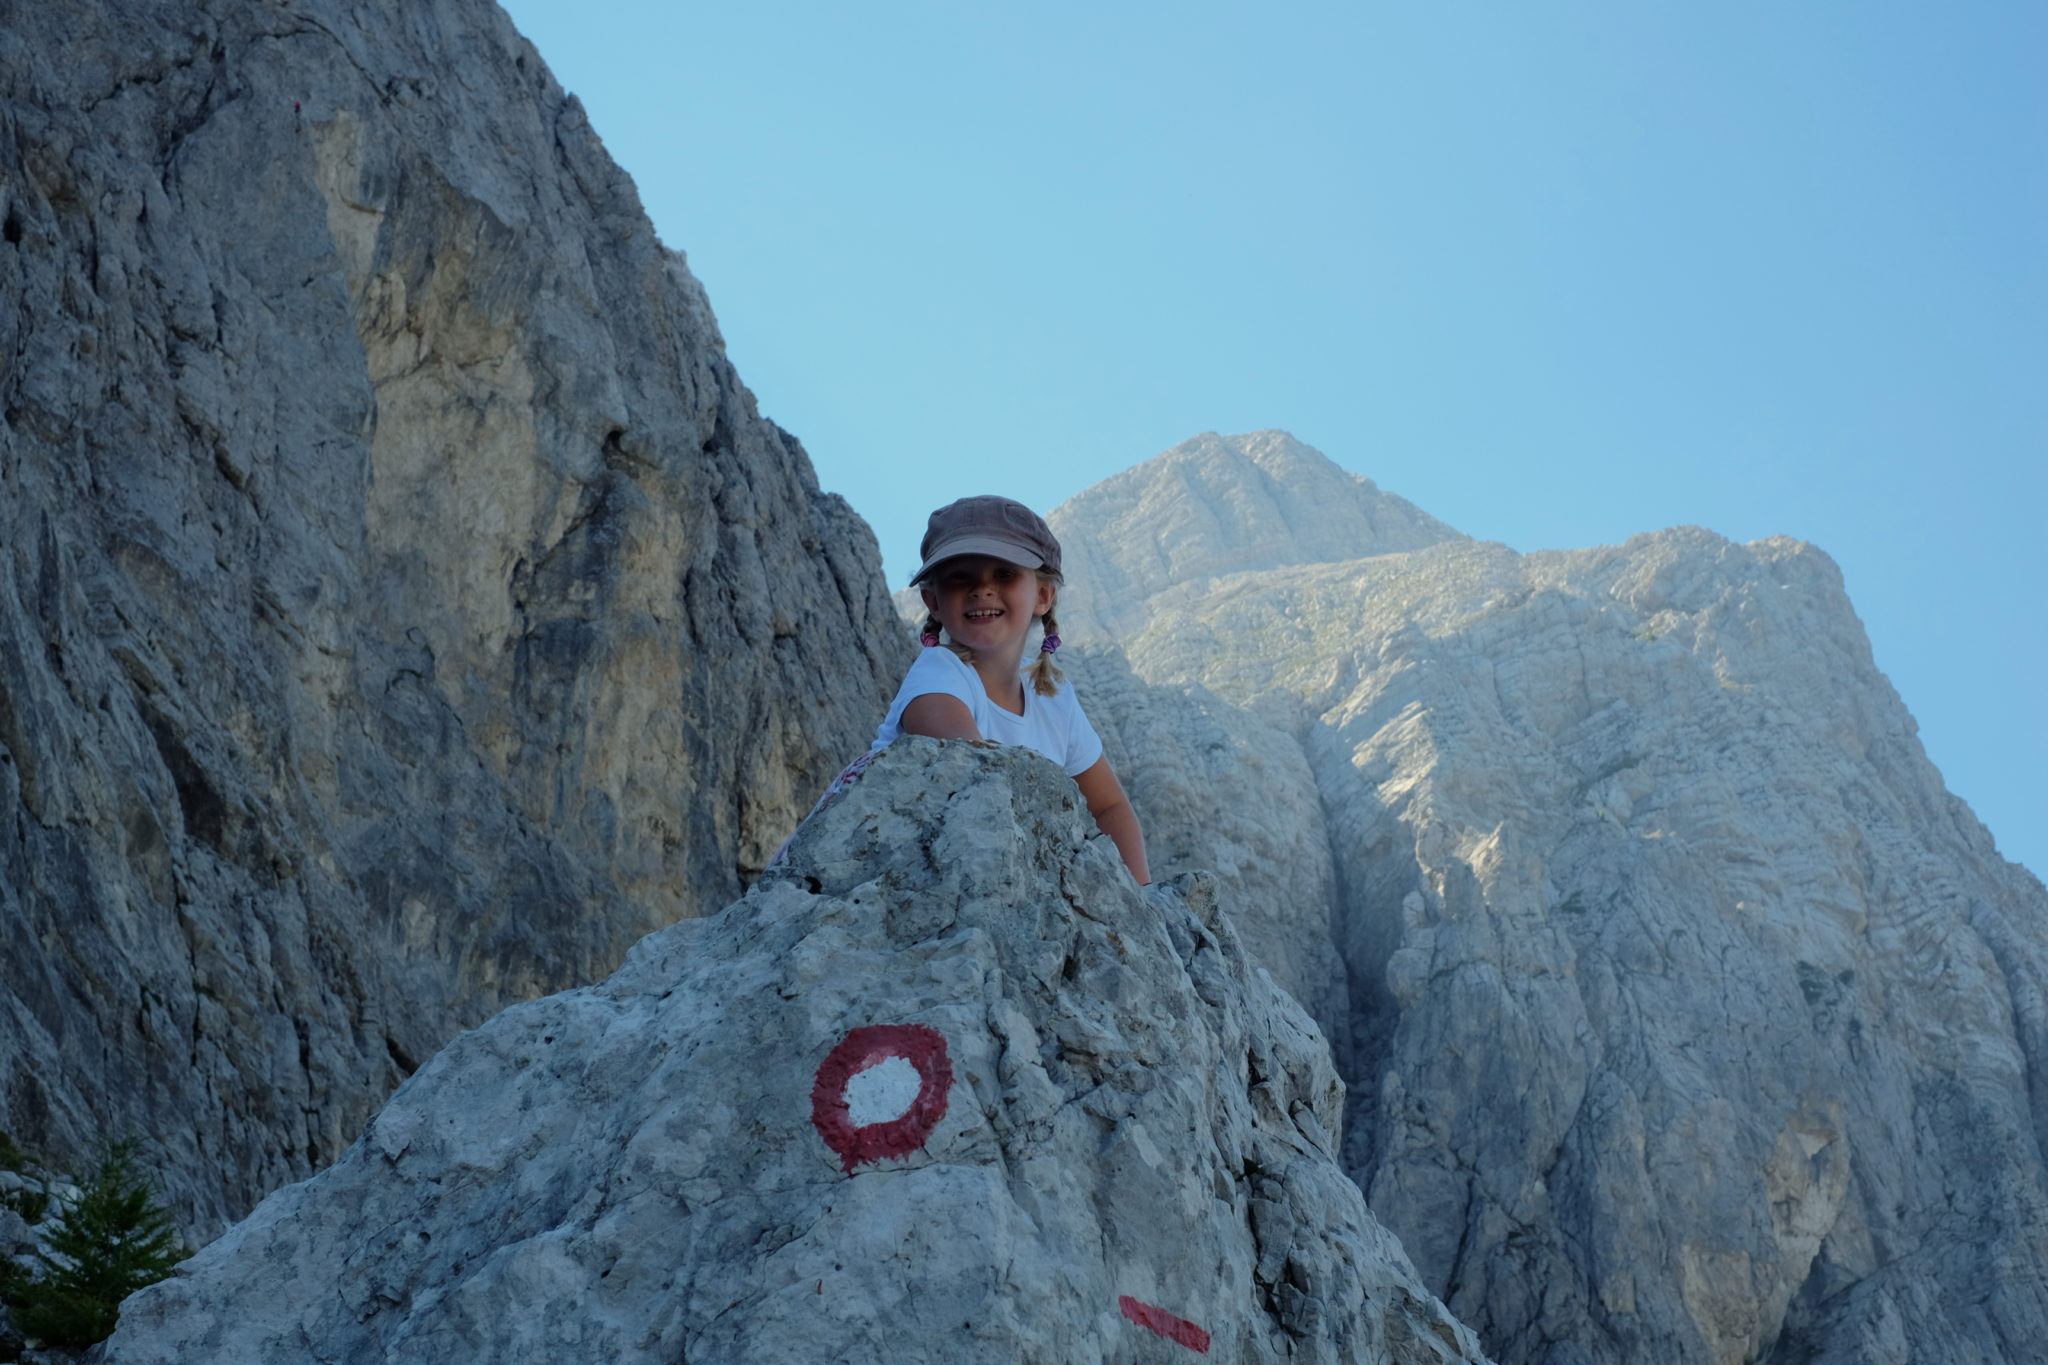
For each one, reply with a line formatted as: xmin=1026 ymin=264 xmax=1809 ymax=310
xmin=1050 ymin=434 xmax=2048 ymax=1365
xmin=0 ymin=0 xmax=906 ymax=1234
xmin=103 ymin=743 xmax=1490 ymax=1365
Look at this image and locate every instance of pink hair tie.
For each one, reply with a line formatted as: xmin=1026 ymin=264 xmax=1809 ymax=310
xmin=920 ymin=630 xmax=940 ymax=647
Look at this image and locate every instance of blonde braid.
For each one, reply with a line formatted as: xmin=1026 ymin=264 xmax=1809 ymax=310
xmin=1027 ymin=607 xmax=1064 ymax=697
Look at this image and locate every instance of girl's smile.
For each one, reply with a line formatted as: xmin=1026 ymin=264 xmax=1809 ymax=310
xmin=923 ymin=555 xmax=1053 ymax=659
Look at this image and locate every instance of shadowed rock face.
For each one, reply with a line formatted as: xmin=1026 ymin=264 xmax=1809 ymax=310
xmin=102 ymin=743 xmax=1490 ymax=1365
xmin=1050 ymin=435 xmax=2048 ymax=1365
xmin=0 ymin=0 xmax=906 ymax=1234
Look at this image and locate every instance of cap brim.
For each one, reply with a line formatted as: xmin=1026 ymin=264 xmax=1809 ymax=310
xmin=910 ymin=535 xmax=1047 ymax=584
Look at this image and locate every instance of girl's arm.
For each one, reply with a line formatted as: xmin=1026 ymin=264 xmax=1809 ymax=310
xmin=1074 ymin=757 xmax=1150 ymax=885
xmin=901 ymin=693 xmax=982 ymax=741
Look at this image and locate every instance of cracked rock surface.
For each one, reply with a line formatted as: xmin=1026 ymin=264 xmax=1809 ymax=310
xmin=103 ymin=742 xmax=1488 ymax=1365
xmin=0 ymin=0 xmax=905 ymax=1236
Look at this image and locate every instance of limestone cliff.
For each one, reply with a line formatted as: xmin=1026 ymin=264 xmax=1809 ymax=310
xmin=102 ymin=743 xmax=1489 ymax=1365
xmin=1051 ymin=432 xmax=2048 ymax=1365
xmin=0 ymin=0 xmax=906 ymax=1235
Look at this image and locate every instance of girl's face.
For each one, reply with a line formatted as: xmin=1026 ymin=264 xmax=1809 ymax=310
xmin=920 ymin=555 xmax=1054 ymax=656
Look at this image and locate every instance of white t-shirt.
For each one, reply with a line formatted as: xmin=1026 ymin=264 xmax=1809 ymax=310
xmin=871 ymin=648 xmax=1104 ymax=778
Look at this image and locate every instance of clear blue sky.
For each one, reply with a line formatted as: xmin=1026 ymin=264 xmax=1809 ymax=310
xmin=498 ymin=0 xmax=2044 ymax=877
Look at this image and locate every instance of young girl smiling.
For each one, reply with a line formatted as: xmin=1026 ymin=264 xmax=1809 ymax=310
xmin=870 ymin=495 xmax=1149 ymax=884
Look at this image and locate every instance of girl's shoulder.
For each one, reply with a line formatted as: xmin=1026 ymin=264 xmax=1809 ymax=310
xmin=906 ymin=646 xmax=975 ymax=681
xmin=896 ymin=645 xmax=979 ymax=699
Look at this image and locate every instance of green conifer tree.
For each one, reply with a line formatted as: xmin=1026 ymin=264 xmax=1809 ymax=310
xmin=2 ymin=1139 xmax=185 ymax=1348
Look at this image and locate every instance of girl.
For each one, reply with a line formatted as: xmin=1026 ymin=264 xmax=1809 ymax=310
xmin=870 ymin=494 xmax=1149 ymax=885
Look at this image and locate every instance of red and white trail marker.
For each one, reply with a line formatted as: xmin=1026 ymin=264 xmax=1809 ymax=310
xmin=810 ymin=1024 xmax=953 ymax=1175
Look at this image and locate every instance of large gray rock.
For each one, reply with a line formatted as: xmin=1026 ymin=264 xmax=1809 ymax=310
xmin=1051 ymin=435 xmax=2048 ymax=1364
xmin=102 ymin=742 xmax=1488 ymax=1364
xmin=0 ymin=0 xmax=907 ymax=1235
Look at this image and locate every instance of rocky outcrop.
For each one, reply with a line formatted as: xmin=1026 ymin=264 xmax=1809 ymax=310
xmin=1050 ymin=435 xmax=2048 ymax=1364
xmin=101 ymin=742 xmax=1488 ymax=1364
xmin=0 ymin=0 xmax=906 ymax=1236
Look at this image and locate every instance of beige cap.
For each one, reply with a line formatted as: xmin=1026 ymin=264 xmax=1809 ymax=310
xmin=910 ymin=495 xmax=1063 ymax=584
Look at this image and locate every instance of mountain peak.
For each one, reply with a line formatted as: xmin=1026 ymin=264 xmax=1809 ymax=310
xmin=1048 ymin=432 xmax=1463 ymax=637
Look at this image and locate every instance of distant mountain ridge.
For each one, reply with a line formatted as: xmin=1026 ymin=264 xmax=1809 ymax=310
xmin=1056 ymin=431 xmax=2048 ymax=1365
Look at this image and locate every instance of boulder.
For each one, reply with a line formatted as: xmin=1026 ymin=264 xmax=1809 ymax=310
xmin=103 ymin=742 xmax=1486 ymax=1364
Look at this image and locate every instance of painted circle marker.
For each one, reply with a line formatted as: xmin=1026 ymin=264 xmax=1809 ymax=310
xmin=811 ymin=1024 xmax=953 ymax=1174
xmin=1119 ymin=1296 xmax=1211 ymax=1353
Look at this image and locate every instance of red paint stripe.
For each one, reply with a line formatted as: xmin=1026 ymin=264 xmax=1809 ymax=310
xmin=1119 ymin=1296 xmax=1210 ymax=1353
